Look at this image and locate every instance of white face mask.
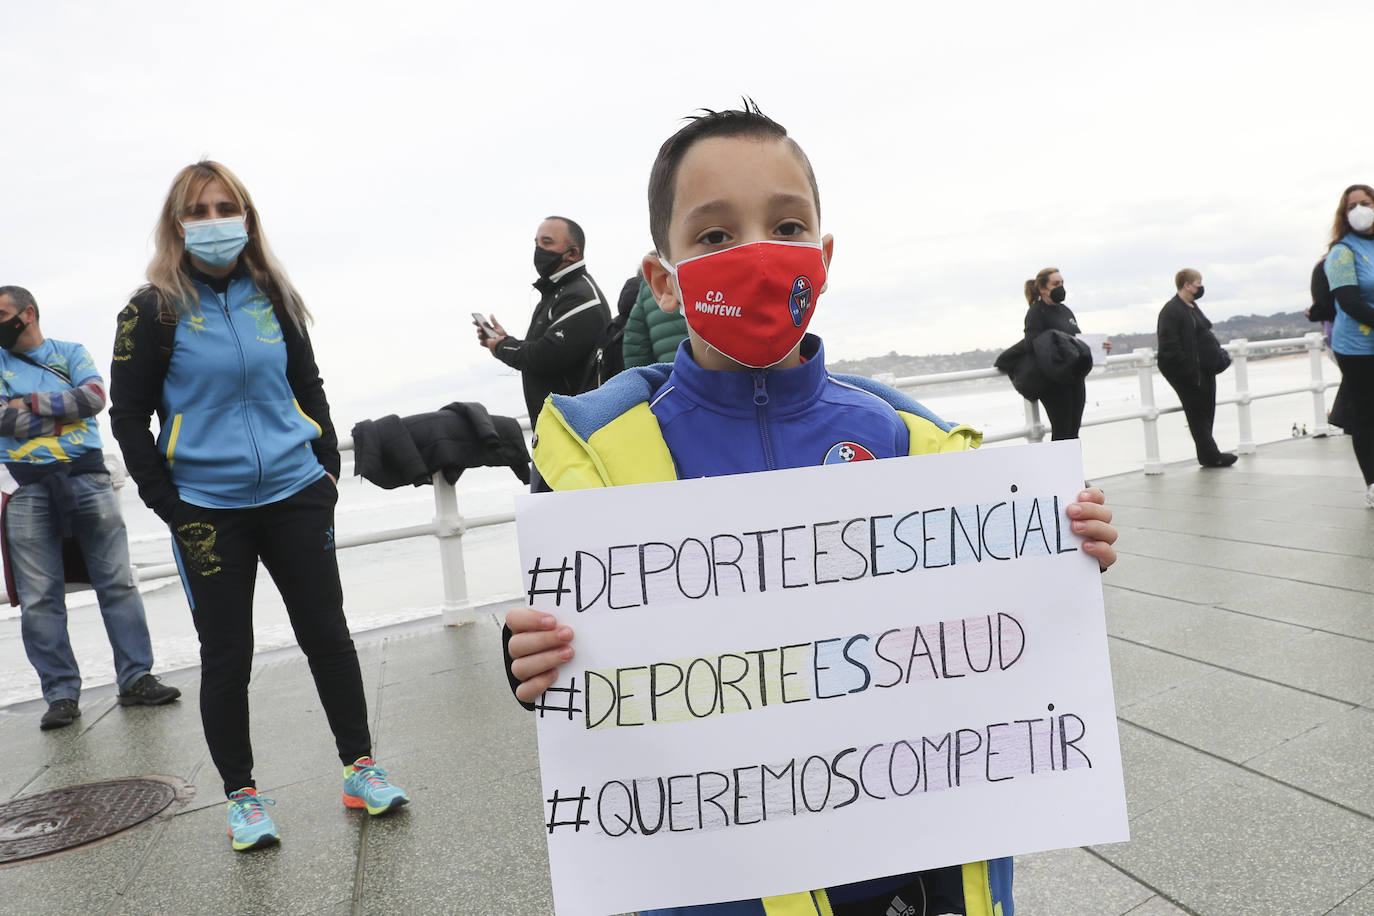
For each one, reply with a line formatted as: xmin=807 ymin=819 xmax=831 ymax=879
xmin=1348 ymin=203 xmax=1374 ymax=233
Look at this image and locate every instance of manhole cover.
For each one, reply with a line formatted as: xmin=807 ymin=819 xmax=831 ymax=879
xmin=0 ymin=777 xmax=176 ymax=864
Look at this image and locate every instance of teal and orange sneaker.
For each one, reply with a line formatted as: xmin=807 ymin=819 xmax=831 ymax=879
xmin=227 ymin=787 xmax=279 ymax=851
xmin=342 ymin=757 xmax=410 ymax=815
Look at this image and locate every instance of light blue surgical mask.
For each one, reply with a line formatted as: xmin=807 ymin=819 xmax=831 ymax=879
xmin=182 ymin=215 xmax=249 ymax=267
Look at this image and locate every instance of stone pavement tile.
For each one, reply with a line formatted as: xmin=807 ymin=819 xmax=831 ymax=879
xmin=1329 ymin=879 xmax=1374 ymax=914
xmin=1245 ymin=707 xmax=1374 ymax=817
xmin=1106 ymin=484 xmax=1374 ymax=532
xmin=1106 ymin=639 xmax=1213 ymax=709
xmin=359 ymin=624 xmax=533 ymax=769
xmin=1115 ymin=504 xmax=1374 ymax=559
xmin=1241 ymin=631 xmax=1374 ymax=706
xmin=1125 ymin=529 xmax=1374 ymax=593
xmin=18 ymin=687 xmax=206 ymax=795
xmin=1105 ymin=555 xmax=1244 ymax=611
xmin=1116 ymin=722 xmax=1232 ymax=820
xmin=357 ymin=765 xmax=554 ymax=916
xmin=373 ymin=619 xmax=492 ymax=683
xmin=1106 ymin=594 xmax=1374 ymax=705
xmin=1127 ymin=474 xmax=1349 ymax=507
xmin=114 ymin=770 xmax=363 ymax=915
xmin=1094 ymin=769 xmax=1374 ymax=916
xmin=0 ymin=809 xmax=158 ymax=915
xmin=1107 ymin=558 xmax=1374 ymax=641
xmin=373 ymin=661 xmax=537 ymax=796
xmin=1013 ymin=845 xmax=1158 ymax=915
xmin=1118 ymin=668 xmax=1352 ymax=763
xmin=1121 ymin=895 xmax=1188 ymax=914
xmin=0 ymin=701 xmax=76 ymax=799
xmin=1106 ymin=588 xmax=1301 ymax=668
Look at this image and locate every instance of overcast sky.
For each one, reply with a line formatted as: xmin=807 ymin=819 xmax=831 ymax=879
xmin=2 ymin=1 xmax=1365 ymax=428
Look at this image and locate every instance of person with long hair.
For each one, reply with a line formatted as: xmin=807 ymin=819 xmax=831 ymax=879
xmin=1023 ymin=267 xmax=1091 ymax=439
xmin=108 ymin=161 xmax=409 ymax=851
xmin=1322 ymin=183 xmax=1374 ymax=506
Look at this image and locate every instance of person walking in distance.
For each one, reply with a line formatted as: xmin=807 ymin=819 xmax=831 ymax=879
xmin=1156 ymin=269 xmax=1237 ymax=468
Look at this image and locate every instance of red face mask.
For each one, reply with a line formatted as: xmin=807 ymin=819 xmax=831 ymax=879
xmin=662 ymin=241 xmax=827 ymax=368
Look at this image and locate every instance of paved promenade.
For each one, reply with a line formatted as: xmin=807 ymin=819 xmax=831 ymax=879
xmin=1 ymin=436 xmax=1370 ymax=915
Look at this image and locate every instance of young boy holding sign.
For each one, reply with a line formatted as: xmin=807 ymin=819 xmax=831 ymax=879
xmin=506 ymin=102 xmax=1118 ymax=916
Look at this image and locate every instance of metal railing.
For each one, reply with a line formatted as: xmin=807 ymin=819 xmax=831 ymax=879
xmin=878 ymin=331 xmax=1336 ymax=474
xmin=132 ymin=332 xmax=1338 ymax=624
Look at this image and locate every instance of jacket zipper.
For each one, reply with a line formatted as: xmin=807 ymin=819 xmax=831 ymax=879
xmin=218 ymin=286 xmax=265 ymax=500
xmin=753 ymin=371 xmax=776 ymax=470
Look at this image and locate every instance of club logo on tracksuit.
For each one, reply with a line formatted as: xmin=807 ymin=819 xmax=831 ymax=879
xmin=823 ymin=440 xmax=876 ymax=464
xmin=174 ymin=522 xmax=223 ymax=577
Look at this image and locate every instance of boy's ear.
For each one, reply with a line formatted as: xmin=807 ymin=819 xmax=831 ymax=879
xmin=819 ymin=233 xmax=835 ymax=294
xmin=642 ymin=252 xmax=681 ymax=313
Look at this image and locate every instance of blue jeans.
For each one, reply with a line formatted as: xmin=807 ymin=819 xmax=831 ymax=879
xmin=7 ymin=472 xmax=154 ymax=703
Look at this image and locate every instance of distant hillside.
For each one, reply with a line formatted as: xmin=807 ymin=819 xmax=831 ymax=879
xmin=828 ymin=311 xmax=1315 ymax=378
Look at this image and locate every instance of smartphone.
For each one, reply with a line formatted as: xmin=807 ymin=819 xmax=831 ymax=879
xmin=472 ymin=312 xmax=498 ymax=339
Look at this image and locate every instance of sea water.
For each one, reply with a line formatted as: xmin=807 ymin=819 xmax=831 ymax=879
xmin=0 ymin=354 xmax=1338 ymax=706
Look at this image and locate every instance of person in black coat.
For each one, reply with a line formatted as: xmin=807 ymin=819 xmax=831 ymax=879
xmin=1023 ymin=267 xmax=1090 ymax=439
xmin=1156 ymin=268 xmax=1237 ymax=468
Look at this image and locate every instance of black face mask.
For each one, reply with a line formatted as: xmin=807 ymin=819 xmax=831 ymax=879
xmin=1193 ymin=285 xmax=1205 ymax=300
xmin=1050 ymin=286 xmax=1067 ymax=304
xmin=534 ymin=246 xmax=571 ymax=279
xmin=0 ymin=313 xmax=26 ymax=351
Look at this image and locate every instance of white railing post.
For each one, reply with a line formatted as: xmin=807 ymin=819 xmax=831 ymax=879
xmin=1024 ymin=399 xmax=1045 ymax=443
xmin=1306 ymin=331 xmax=1331 ymax=436
xmin=431 ymin=471 xmax=473 ymax=625
xmin=1136 ymin=347 xmax=1163 ymax=475
xmin=1230 ymin=338 xmax=1255 ymax=454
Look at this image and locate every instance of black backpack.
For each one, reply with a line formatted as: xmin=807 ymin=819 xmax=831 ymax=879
xmin=1309 ymin=256 xmax=1337 ymax=323
xmin=583 ymin=312 xmax=628 ymax=390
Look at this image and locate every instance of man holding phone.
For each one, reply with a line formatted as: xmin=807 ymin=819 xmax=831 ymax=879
xmin=475 ymin=216 xmax=610 ymax=424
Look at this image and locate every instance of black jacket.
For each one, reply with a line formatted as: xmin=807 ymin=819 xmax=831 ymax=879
xmin=493 ymin=262 xmax=610 ymax=421
xmin=1157 ymin=295 xmax=1225 ymax=386
xmin=351 ymin=402 xmax=530 ymax=489
xmin=1024 ymin=299 xmax=1081 ymax=339
xmin=995 ymin=330 xmax=1092 ymax=399
xmin=995 ymin=300 xmax=1091 ymax=398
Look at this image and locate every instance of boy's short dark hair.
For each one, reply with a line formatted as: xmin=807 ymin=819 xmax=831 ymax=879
xmin=647 ymin=99 xmax=820 ymax=259
xmin=546 ymin=215 xmax=586 ymax=255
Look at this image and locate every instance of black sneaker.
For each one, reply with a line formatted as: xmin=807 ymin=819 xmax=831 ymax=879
xmin=1201 ymin=453 xmax=1238 ymax=468
xmin=117 ymin=674 xmax=182 ymax=707
xmin=40 ymin=698 xmax=81 ymax=730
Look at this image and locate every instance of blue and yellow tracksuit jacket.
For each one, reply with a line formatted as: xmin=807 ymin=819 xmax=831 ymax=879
xmin=530 ymin=335 xmax=1012 ymax=916
xmin=109 ymin=272 xmax=336 ymax=522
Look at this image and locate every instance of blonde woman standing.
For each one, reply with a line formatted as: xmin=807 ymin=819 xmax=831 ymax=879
xmin=109 ymin=161 xmax=409 ymax=851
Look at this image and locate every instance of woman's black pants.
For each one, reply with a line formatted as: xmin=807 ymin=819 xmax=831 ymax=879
xmin=1333 ymin=352 xmax=1374 ymax=485
xmin=170 ymin=476 xmax=371 ymax=797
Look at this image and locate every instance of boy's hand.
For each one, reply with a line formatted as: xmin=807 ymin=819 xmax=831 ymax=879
xmin=506 ymin=607 xmax=575 ymax=704
xmin=1067 ymin=487 xmax=1117 ymax=571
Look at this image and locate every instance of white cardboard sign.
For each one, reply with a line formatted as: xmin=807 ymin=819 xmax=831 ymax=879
xmin=514 ymin=440 xmax=1128 ymax=916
